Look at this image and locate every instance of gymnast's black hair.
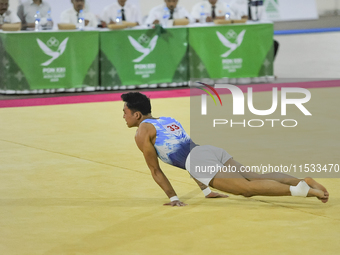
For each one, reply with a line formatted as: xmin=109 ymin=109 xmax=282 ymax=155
xmin=121 ymin=92 xmax=151 ymax=115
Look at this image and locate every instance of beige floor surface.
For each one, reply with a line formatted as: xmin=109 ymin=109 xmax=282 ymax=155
xmin=0 ymin=89 xmax=339 ymax=255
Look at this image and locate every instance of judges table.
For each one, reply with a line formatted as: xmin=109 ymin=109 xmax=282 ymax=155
xmin=0 ymin=22 xmax=273 ymax=93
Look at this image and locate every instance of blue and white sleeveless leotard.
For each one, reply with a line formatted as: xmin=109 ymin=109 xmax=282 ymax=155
xmin=142 ymin=117 xmax=197 ymax=170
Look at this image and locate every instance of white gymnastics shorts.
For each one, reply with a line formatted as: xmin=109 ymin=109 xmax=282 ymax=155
xmin=185 ymin=145 xmax=233 ymax=186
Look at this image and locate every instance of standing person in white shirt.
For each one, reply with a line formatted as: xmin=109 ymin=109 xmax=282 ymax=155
xmin=0 ymin=0 xmax=21 ymax=29
xmin=60 ymin=0 xmax=98 ymax=28
xmin=101 ymin=0 xmax=142 ymax=27
xmin=191 ymin=0 xmax=236 ymax=23
xmin=145 ymin=0 xmax=194 ymax=26
xmin=17 ymin=0 xmax=51 ymax=30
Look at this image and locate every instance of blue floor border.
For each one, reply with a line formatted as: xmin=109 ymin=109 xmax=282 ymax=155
xmin=274 ymin=27 xmax=340 ymax=35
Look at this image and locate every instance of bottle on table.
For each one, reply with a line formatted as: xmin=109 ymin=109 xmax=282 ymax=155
xmin=199 ymin=5 xmax=206 ymax=24
xmin=46 ymin=10 xmax=53 ymax=30
xmin=34 ymin=11 xmax=41 ymax=31
xmin=225 ymin=4 xmax=231 ymax=20
xmin=116 ymin=9 xmax=123 ymax=24
xmin=162 ymin=7 xmax=170 ymax=27
xmin=78 ymin=9 xmax=85 ymax=30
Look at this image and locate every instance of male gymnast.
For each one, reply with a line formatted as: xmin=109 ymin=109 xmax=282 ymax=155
xmin=121 ymin=92 xmax=329 ymax=206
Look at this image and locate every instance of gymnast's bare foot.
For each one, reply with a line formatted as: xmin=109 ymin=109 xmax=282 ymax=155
xmin=305 ymin=177 xmax=329 ymax=203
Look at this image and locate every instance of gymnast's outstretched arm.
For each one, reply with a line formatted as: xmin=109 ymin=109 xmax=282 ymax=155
xmin=135 ymin=122 xmax=187 ymax=206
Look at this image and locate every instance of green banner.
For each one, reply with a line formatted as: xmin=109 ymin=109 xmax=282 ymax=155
xmin=189 ymin=23 xmax=274 ymax=79
xmin=100 ymin=27 xmax=188 ymax=87
xmin=0 ymin=25 xmax=274 ymax=92
xmin=0 ymin=31 xmax=99 ymax=90
xmin=0 ymin=32 xmax=30 ymax=91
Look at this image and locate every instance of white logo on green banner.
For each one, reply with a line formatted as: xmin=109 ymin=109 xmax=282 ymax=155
xmin=216 ymin=29 xmax=246 ymax=73
xmin=37 ymin=37 xmax=69 ymax=82
xmin=128 ymin=34 xmax=159 ymax=63
xmin=37 ymin=37 xmax=69 ymax=66
xmin=216 ymin=30 xmax=246 ymax=58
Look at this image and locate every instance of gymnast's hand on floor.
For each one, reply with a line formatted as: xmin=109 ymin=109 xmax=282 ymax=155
xmin=205 ymin=192 xmax=229 ymax=198
xmin=164 ymin=200 xmax=188 ymax=207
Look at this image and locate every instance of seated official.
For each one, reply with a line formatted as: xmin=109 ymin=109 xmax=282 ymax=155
xmin=17 ymin=0 xmax=51 ymax=30
xmin=145 ymin=0 xmax=194 ymax=26
xmin=191 ymin=0 xmax=236 ymax=23
xmin=0 ymin=0 xmax=21 ymax=29
xmin=60 ymin=0 xmax=98 ymax=28
xmin=101 ymin=0 xmax=142 ymax=27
